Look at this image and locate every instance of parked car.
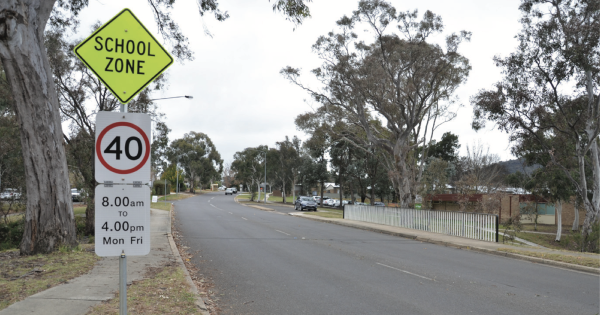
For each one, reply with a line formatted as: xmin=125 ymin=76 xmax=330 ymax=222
xmin=373 ymin=202 xmax=386 ymax=207
xmin=324 ymin=198 xmax=336 ymax=206
xmin=314 ymin=196 xmax=330 ymax=205
xmin=225 ymin=188 xmax=234 ymax=195
xmin=330 ymin=199 xmax=341 ymax=207
xmin=231 ymin=187 xmax=238 ymax=194
xmin=294 ymin=196 xmax=317 ymax=211
xmin=71 ymin=188 xmax=81 ymax=202
xmin=0 ymin=188 xmax=21 ymax=200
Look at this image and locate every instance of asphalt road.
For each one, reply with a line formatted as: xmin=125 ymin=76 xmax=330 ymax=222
xmin=175 ymin=192 xmax=599 ymax=315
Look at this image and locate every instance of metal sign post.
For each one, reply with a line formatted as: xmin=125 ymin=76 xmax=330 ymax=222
xmin=75 ymin=8 xmax=174 ymax=315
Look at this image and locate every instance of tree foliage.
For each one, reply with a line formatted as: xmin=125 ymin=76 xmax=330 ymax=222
xmin=169 ymin=132 xmax=223 ymax=192
xmin=283 ymin=0 xmax=470 ymax=207
xmin=471 ymin=0 xmax=600 ymax=237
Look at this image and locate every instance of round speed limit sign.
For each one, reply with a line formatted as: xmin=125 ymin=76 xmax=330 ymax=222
xmin=95 ymin=111 xmax=151 ymax=183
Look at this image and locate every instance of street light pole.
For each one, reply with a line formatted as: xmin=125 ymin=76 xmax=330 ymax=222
xmin=150 ymin=95 xmax=193 ymax=101
xmin=264 ymin=152 xmax=267 ymax=204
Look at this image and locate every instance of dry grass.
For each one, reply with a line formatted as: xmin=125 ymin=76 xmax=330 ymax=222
xmin=498 ymin=248 xmax=600 ymax=268
xmin=0 ymin=244 xmax=99 ymax=310
xmin=307 ymin=210 xmax=344 ymax=219
xmin=151 ymin=194 xmax=195 ymax=211
xmin=86 ymin=264 xmax=200 ymax=315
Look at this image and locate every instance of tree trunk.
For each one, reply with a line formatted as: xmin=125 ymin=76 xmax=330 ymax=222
xmin=282 ymin=181 xmax=286 ymax=204
xmin=0 ymin=0 xmax=77 ymax=254
xmin=572 ymin=202 xmax=579 ymax=231
xmin=339 ymin=182 xmax=343 ymax=209
xmin=555 ymin=201 xmax=562 ymax=242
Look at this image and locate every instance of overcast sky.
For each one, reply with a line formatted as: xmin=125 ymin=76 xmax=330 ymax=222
xmin=76 ymin=0 xmax=523 ymax=164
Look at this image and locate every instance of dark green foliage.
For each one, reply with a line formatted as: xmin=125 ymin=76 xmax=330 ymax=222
xmin=0 ymin=218 xmax=24 ymax=251
xmin=75 ymin=216 xmax=87 ymax=237
xmin=153 ymin=180 xmax=171 ymax=196
xmin=427 ymin=132 xmax=460 ymax=163
xmin=564 ymin=221 xmax=600 ymax=253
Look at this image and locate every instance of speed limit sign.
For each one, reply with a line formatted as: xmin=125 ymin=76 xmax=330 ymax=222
xmin=95 ymin=111 xmax=151 ymax=183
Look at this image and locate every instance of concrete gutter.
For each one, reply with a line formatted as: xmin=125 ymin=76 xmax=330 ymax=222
xmin=295 ymin=213 xmax=600 ymax=276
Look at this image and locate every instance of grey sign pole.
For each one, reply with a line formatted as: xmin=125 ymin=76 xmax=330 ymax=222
xmin=119 ymin=250 xmax=127 ymax=315
xmin=119 ymin=104 xmax=127 ymax=315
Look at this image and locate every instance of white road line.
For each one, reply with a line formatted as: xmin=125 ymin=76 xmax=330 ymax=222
xmin=228 ymin=212 xmax=233 ymax=214
xmin=210 ymin=204 xmax=222 ymax=211
xmin=275 ymin=230 xmax=291 ymax=236
xmin=376 ymin=263 xmax=433 ymax=281
xmin=242 ymin=217 xmax=248 ymax=220
xmin=211 ymin=197 xmax=214 ymax=200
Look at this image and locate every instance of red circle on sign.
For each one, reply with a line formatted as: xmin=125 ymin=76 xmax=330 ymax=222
xmin=96 ymin=122 xmax=150 ymax=174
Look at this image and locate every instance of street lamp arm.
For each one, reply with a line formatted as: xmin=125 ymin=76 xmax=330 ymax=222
xmin=150 ymin=95 xmax=193 ymax=101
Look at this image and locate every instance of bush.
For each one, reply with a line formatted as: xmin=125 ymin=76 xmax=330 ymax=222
xmin=75 ymin=216 xmax=86 ymax=237
xmin=0 ymin=218 xmax=24 ymax=251
xmin=564 ymin=221 xmax=600 ymax=253
xmin=153 ymin=180 xmax=171 ymax=196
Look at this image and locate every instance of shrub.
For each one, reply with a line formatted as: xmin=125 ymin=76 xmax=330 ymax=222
xmin=0 ymin=218 xmax=24 ymax=251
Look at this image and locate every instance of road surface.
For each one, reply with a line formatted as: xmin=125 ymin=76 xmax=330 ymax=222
xmin=174 ymin=193 xmax=599 ymax=315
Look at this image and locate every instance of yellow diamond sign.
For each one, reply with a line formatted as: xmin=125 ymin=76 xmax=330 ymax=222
xmin=74 ymin=9 xmax=173 ymax=104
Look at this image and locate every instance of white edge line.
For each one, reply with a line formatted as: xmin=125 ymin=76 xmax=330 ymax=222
xmin=275 ymin=230 xmax=291 ymax=236
xmin=376 ymin=262 xmax=433 ymax=281
xmin=242 ymin=217 xmax=248 ymax=220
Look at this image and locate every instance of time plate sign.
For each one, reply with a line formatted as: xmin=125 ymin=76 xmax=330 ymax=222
xmin=95 ymin=185 xmax=150 ymax=257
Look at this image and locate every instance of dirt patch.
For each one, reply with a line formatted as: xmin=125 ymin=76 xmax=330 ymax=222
xmin=0 ymin=244 xmax=99 ymax=310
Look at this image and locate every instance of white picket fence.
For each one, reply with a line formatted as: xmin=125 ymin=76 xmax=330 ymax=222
xmin=344 ymin=205 xmax=498 ymax=242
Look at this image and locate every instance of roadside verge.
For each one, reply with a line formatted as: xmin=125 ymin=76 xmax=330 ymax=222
xmin=295 ymin=213 xmax=600 ymax=275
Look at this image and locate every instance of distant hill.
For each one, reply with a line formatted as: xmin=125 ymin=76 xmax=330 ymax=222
xmin=498 ymin=159 xmax=541 ymax=175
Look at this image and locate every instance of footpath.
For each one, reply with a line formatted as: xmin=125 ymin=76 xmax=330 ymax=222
xmin=246 ymin=200 xmax=600 ymax=275
xmin=0 ymin=209 xmax=209 ymax=315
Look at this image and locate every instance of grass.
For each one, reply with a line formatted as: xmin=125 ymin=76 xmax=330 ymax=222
xmin=150 ymin=194 xmax=195 ymax=211
xmin=499 ymin=224 xmax=560 ymax=233
xmin=307 ymin=209 xmax=344 ymax=219
xmin=0 ymin=244 xmax=100 ymax=311
xmin=0 ymin=202 xmax=25 ymax=214
xmin=73 ymin=206 xmax=86 ymax=216
xmin=497 ymin=248 xmax=600 ymax=268
xmin=86 ymin=264 xmax=200 ymax=315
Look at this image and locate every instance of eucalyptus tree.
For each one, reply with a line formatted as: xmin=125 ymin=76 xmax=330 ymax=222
xmin=283 ymin=0 xmax=470 ymax=207
xmin=271 ymin=136 xmax=302 ymax=203
xmin=170 ymin=132 xmax=223 ymax=193
xmin=0 ymin=0 xmax=312 ymax=254
xmin=0 ymin=81 xmax=25 ymax=221
xmin=471 ymin=0 xmax=600 ymax=237
xmin=232 ymin=146 xmax=268 ymax=201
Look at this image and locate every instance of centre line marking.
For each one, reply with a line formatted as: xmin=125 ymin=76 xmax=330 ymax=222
xmin=376 ymin=263 xmax=433 ymax=281
xmin=275 ymin=230 xmax=291 ymax=236
xmin=242 ymin=217 xmax=248 ymax=220
xmin=228 ymin=212 xmax=233 ymax=214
